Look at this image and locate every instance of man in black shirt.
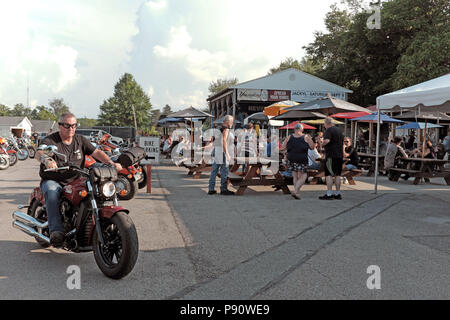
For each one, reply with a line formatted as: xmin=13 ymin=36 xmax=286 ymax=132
xmin=36 ymin=112 xmax=122 ymax=247
xmin=319 ymin=117 xmax=344 ymax=200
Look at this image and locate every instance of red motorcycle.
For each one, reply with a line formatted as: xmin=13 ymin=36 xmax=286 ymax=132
xmin=0 ymin=137 xmax=18 ymax=166
xmin=12 ymin=144 xmax=139 ymax=279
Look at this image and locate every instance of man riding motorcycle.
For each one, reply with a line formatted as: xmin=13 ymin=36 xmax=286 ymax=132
xmin=35 ymin=112 xmax=122 ymax=247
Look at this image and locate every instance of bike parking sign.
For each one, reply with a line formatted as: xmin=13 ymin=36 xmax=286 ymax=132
xmin=139 ymin=136 xmax=160 ymax=164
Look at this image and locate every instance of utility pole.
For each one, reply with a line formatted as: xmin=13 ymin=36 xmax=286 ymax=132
xmin=27 ymin=73 xmax=29 ymax=109
xmin=131 ymin=103 xmax=138 ymax=141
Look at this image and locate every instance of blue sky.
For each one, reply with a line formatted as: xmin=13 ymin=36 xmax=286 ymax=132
xmin=0 ymin=0 xmax=362 ymax=118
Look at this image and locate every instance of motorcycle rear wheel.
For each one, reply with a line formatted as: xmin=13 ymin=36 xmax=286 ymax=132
xmin=92 ymin=212 xmax=138 ymax=279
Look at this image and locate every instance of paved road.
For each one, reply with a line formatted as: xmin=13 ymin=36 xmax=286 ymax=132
xmin=0 ymin=159 xmax=449 ymax=299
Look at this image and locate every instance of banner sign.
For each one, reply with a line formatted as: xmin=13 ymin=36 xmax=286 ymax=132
xmin=291 ymin=90 xmax=346 ymax=102
xmin=237 ymin=89 xmax=268 ymax=102
xmin=268 ymin=90 xmax=291 ymax=101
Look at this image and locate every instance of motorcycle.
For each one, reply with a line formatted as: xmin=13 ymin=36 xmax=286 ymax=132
xmin=8 ymin=136 xmax=29 ymax=160
xmin=86 ymin=132 xmax=147 ymax=200
xmin=0 ymin=137 xmax=17 ymax=167
xmin=18 ymin=137 xmax=36 ymax=159
xmin=12 ymin=144 xmax=139 ymax=279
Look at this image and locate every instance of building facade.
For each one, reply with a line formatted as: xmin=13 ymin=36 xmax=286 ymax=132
xmin=207 ymin=68 xmax=353 ymax=125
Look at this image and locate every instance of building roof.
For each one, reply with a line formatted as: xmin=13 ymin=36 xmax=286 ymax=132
xmin=0 ymin=116 xmax=28 ymax=126
xmin=232 ymin=68 xmax=353 ymax=93
xmin=30 ymin=120 xmax=57 ymax=133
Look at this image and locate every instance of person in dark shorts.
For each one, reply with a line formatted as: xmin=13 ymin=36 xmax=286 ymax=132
xmin=283 ymin=123 xmax=315 ymax=199
xmin=319 ymin=117 xmax=344 ymax=200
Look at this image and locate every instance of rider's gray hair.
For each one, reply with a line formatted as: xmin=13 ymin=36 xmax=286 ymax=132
xmin=324 ymin=117 xmax=333 ymax=126
xmin=59 ymin=112 xmax=76 ymax=122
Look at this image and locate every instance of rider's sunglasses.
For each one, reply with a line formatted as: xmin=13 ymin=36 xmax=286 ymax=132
xmin=59 ymin=122 xmax=79 ymax=129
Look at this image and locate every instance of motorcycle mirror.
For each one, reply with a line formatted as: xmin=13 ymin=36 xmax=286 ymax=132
xmin=37 ymin=144 xmax=58 ymax=156
xmin=37 ymin=144 xmax=50 ymax=154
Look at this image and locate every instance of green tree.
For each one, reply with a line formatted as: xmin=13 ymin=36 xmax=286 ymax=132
xmin=162 ymin=104 xmax=172 ymax=116
xmin=31 ymin=105 xmax=57 ymax=120
xmin=98 ymin=73 xmax=152 ymax=130
xmin=78 ymin=117 xmax=98 ymax=128
xmin=268 ymin=56 xmax=323 ymax=75
xmin=11 ymin=103 xmax=33 ymax=117
xmin=208 ymin=78 xmax=239 ymax=96
xmin=304 ymin=0 xmax=450 ymax=106
xmin=0 ymin=104 xmax=11 ymax=116
xmin=150 ymin=108 xmax=161 ymax=127
xmin=49 ymin=98 xmax=70 ymax=119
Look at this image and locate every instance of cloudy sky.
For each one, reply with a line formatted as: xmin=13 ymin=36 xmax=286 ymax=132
xmin=0 ymin=0 xmax=355 ymax=118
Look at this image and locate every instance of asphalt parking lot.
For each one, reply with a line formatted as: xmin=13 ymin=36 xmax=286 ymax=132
xmin=1 ymin=159 xmax=449 ymax=299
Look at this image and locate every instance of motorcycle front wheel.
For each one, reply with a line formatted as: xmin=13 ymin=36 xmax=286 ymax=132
xmin=0 ymin=156 xmax=10 ymax=170
xmin=27 ymin=146 xmax=36 ymax=158
xmin=92 ymin=212 xmax=138 ymax=279
xmin=137 ymin=165 xmax=148 ymax=189
xmin=28 ymin=200 xmax=51 ymax=247
xmin=115 ymin=174 xmax=138 ymax=200
xmin=8 ymin=153 xmax=18 ymax=166
xmin=17 ymin=148 xmax=29 ymax=160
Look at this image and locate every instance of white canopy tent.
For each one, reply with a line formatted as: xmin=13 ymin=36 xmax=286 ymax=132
xmin=374 ymin=73 xmax=450 ymax=193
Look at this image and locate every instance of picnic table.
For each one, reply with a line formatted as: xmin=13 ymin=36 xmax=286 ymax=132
xmin=180 ymin=152 xmax=213 ymax=179
xmin=388 ymin=157 xmax=450 ymax=185
xmin=358 ymin=152 xmax=385 ymax=176
xmin=280 ymin=158 xmax=362 ymax=186
xmin=228 ymin=157 xmax=291 ymax=195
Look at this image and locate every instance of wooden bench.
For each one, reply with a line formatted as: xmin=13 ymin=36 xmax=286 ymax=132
xmin=281 ymin=168 xmax=361 ymax=186
xmin=387 ymin=167 xmax=450 ymax=184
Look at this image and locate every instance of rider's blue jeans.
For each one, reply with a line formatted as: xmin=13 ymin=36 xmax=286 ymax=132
xmin=41 ymin=180 xmax=64 ymax=234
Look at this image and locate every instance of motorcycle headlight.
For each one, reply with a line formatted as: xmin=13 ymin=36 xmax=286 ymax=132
xmin=101 ymin=181 xmax=116 ymax=198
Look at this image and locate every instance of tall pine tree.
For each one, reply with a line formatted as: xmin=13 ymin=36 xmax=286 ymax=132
xmin=98 ymin=73 xmax=152 ymax=130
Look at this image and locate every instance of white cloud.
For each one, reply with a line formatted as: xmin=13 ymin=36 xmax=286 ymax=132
xmin=146 ymin=0 xmax=167 ymax=10
xmin=0 ymin=0 xmax=140 ymax=116
xmin=163 ymin=89 xmax=207 ymax=109
xmin=148 ymin=85 xmax=155 ymax=97
xmin=153 ymin=26 xmax=228 ymax=82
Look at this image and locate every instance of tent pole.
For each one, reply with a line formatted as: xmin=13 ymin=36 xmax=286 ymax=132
xmin=374 ymin=103 xmax=381 ymax=194
xmin=421 ymin=120 xmax=427 ymax=158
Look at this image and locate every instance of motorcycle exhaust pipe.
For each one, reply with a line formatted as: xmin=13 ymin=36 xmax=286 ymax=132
xmin=12 ymin=220 xmax=50 ymax=244
xmin=12 ymin=211 xmax=48 ymax=229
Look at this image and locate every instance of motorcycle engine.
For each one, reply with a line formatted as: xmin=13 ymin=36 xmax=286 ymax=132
xmin=59 ymin=200 xmax=76 ymax=234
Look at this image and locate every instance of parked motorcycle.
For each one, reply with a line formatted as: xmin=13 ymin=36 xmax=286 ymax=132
xmin=12 ymin=144 xmax=139 ymax=279
xmin=0 ymin=137 xmax=17 ymax=167
xmin=8 ymin=136 xmax=29 ymax=160
xmin=18 ymin=137 xmax=36 ymax=159
xmin=85 ymin=132 xmax=147 ymax=200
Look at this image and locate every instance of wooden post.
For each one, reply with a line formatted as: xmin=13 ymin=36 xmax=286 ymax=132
xmin=146 ymin=164 xmax=152 ymax=193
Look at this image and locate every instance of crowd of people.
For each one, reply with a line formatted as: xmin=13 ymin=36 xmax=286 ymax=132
xmin=159 ymin=118 xmax=450 ymax=198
